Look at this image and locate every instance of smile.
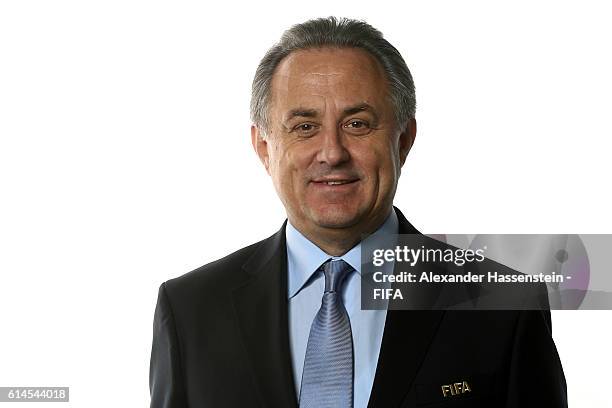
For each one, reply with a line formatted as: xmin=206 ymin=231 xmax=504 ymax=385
xmin=321 ymin=180 xmax=354 ymax=185
xmin=310 ymin=178 xmax=360 ymax=189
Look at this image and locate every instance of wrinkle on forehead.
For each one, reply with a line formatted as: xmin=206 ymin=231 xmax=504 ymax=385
xmin=274 ymin=48 xmax=384 ymax=84
xmin=308 ymin=72 xmax=342 ymax=76
xmin=269 ymin=47 xmax=390 ymax=121
xmin=274 ymin=69 xmax=346 ymax=88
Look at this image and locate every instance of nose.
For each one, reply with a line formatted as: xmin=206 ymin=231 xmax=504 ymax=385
xmin=315 ymin=125 xmax=350 ymax=166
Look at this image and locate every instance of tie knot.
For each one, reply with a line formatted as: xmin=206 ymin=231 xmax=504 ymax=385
xmin=322 ymin=259 xmax=353 ymax=293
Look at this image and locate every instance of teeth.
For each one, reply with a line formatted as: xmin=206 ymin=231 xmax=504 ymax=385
xmin=326 ymin=181 xmax=349 ymax=185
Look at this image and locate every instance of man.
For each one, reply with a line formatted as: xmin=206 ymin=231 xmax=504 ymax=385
xmin=150 ymin=17 xmax=567 ymax=407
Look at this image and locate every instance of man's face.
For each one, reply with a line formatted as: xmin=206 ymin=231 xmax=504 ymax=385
xmin=252 ymin=47 xmax=415 ymax=240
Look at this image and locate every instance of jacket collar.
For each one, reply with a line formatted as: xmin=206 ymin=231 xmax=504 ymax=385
xmin=232 ymin=221 xmax=299 ymax=408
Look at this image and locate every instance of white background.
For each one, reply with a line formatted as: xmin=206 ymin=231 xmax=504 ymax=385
xmin=1 ymin=1 xmax=611 ymax=406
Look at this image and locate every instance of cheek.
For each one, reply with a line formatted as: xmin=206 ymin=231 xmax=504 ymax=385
xmin=362 ymin=143 xmax=399 ymax=194
xmin=379 ymin=138 xmax=401 ymax=176
xmin=283 ymin=141 xmax=318 ymax=172
xmin=269 ymin=143 xmax=310 ymax=190
xmin=359 ymin=142 xmax=395 ymax=178
xmin=265 ymin=142 xmax=288 ymax=188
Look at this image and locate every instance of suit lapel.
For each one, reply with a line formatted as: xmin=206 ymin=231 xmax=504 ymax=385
xmin=231 ymin=223 xmax=299 ymax=408
xmin=368 ymin=208 xmax=446 ymax=408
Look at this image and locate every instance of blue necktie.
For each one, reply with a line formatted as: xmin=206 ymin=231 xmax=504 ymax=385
xmin=299 ymin=259 xmax=354 ymax=408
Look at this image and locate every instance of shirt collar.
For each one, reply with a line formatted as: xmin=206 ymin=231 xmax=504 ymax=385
xmin=286 ymin=209 xmax=399 ymax=299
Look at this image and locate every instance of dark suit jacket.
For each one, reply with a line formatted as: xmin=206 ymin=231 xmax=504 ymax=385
xmin=150 ymin=209 xmax=567 ymax=407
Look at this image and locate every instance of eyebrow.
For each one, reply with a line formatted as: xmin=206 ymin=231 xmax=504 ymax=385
xmin=343 ymin=103 xmax=377 ymax=117
xmin=284 ymin=108 xmax=320 ymax=122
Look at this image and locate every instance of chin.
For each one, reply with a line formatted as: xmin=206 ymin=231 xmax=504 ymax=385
xmin=307 ymin=204 xmax=365 ymax=230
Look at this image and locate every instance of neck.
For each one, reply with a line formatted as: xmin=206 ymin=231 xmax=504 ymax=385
xmin=288 ymin=208 xmax=392 ymax=256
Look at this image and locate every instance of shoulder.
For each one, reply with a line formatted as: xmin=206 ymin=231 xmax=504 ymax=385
xmin=160 ymin=227 xmax=284 ymax=303
xmin=163 ymin=241 xmax=260 ymax=298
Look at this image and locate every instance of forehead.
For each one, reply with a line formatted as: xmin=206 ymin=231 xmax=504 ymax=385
xmin=269 ymin=47 xmax=389 ymax=115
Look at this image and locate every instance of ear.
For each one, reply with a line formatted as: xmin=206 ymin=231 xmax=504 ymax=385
xmin=251 ymin=125 xmax=271 ymax=175
xmin=398 ymin=118 xmax=417 ymax=167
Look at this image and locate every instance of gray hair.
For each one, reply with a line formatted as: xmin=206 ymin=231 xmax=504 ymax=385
xmin=250 ymin=16 xmax=416 ymax=136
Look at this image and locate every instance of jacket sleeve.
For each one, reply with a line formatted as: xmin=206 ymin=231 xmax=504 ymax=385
xmin=150 ymin=282 xmax=188 ymax=408
xmin=505 ymin=309 xmax=568 ymax=407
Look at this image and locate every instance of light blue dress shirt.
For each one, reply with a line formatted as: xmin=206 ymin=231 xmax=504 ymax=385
xmin=286 ymin=210 xmax=398 ymax=408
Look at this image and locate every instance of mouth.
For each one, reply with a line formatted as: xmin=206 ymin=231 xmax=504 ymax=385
xmin=314 ymin=180 xmax=357 ymax=185
xmin=310 ymin=177 xmax=360 ymax=187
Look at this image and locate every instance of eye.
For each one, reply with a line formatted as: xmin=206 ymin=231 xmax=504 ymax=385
xmin=347 ymin=120 xmax=366 ymax=128
xmin=292 ymin=122 xmax=319 ymax=137
xmin=343 ymin=119 xmax=371 ymax=135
